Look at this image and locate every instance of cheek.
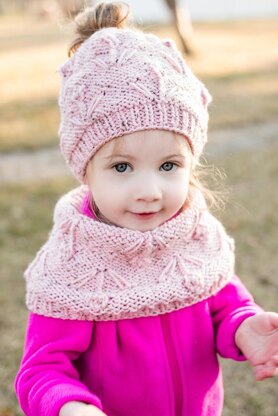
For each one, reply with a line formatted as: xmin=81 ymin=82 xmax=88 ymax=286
xmin=172 ymin=169 xmax=190 ymax=191
xmin=167 ymin=171 xmax=190 ymax=203
xmin=91 ymin=177 xmax=126 ymax=211
xmin=173 ymin=182 xmax=190 ymax=202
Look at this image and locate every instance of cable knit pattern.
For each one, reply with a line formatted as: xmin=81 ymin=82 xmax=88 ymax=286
xmin=58 ymin=28 xmax=211 ymax=182
xmin=24 ymin=186 xmax=235 ymax=321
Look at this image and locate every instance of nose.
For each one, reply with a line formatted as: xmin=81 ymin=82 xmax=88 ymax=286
xmin=133 ymin=174 xmax=162 ymax=203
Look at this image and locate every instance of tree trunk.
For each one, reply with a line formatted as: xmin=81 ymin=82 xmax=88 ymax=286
xmin=56 ymin=0 xmax=84 ymax=18
xmin=164 ymin=0 xmax=194 ymax=55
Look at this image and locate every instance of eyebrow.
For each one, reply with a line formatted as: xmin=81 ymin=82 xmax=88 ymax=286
xmin=104 ymin=153 xmax=186 ymax=161
xmin=104 ymin=153 xmax=136 ymax=160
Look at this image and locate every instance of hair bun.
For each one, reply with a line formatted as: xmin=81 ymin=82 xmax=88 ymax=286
xmin=69 ymin=1 xmax=131 ymax=56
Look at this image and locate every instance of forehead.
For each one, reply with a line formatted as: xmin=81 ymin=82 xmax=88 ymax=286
xmin=98 ymin=129 xmax=190 ymax=158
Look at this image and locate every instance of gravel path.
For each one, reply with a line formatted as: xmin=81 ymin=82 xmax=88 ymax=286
xmin=1 ymin=121 xmax=278 ymax=184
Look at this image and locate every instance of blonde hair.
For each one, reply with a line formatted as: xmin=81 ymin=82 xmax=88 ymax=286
xmin=189 ymin=158 xmax=227 ymax=212
xmin=69 ymin=1 xmax=132 ymax=57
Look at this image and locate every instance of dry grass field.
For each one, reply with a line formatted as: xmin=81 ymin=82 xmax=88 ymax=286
xmin=0 ymin=13 xmax=278 ymax=416
xmin=1 ymin=16 xmax=278 ymax=151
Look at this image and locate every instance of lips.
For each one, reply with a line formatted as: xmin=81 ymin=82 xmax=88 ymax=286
xmin=131 ymin=211 xmax=159 ymax=219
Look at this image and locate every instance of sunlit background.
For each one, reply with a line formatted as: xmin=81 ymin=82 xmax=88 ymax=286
xmin=0 ymin=1 xmax=278 ymax=415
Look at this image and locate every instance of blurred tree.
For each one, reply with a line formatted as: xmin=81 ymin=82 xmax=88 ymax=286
xmin=55 ymin=0 xmax=84 ymax=17
xmin=164 ymin=0 xmax=194 ymax=55
xmin=0 ymin=0 xmax=83 ymax=17
xmin=0 ymin=0 xmax=194 ymax=55
xmin=0 ymin=0 xmax=26 ymax=14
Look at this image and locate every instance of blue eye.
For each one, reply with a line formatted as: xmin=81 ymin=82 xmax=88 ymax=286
xmin=113 ymin=163 xmax=129 ymax=173
xmin=161 ymin=162 xmax=175 ymax=171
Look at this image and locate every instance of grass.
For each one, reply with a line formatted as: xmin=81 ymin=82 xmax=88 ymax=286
xmin=0 ymin=17 xmax=278 ymax=151
xmin=0 ymin=175 xmax=77 ymax=416
xmin=215 ymin=142 xmax=278 ymax=415
xmin=1 ymin=143 xmax=278 ymax=415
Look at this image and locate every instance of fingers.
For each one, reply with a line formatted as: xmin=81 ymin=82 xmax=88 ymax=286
xmin=271 ymin=354 xmax=278 ymax=365
xmin=254 ymin=359 xmax=278 ymax=381
xmin=266 ymin=312 xmax=278 ymax=330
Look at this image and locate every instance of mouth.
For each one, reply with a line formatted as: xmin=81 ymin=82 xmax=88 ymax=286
xmin=131 ymin=211 xmax=159 ymax=219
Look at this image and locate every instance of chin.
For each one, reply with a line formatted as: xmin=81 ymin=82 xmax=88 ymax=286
xmin=135 ymin=221 xmax=163 ymax=232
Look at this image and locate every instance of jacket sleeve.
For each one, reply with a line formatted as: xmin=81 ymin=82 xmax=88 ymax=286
xmin=210 ymin=275 xmax=263 ymax=360
xmin=15 ymin=313 xmax=103 ymax=416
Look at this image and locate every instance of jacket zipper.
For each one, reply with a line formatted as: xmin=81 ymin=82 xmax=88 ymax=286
xmin=161 ymin=313 xmax=183 ymax=416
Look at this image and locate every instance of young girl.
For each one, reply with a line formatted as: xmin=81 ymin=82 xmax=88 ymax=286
xmin=15 ymin=2 xmax=278 ymax=416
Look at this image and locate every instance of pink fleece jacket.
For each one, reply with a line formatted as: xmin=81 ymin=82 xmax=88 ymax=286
xmin=15 ymin=197 xmax=262 ymax=416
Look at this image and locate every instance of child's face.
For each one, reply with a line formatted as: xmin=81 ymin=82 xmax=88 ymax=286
xmin=86 ymin=129 xmax=192 ymax=231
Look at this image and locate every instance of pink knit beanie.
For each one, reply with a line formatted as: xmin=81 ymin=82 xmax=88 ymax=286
xmin=58 ymin=21 xmax=211 ymax=182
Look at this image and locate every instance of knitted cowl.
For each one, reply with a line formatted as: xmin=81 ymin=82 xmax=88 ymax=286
xmin=25 ymin=186 xmax=235 ymax=321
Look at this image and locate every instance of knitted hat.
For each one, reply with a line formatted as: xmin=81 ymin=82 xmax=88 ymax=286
xmin=58 ymin=23 xmax=211 ymax=182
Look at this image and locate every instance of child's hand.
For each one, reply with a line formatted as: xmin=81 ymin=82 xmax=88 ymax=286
xmin=59 ymin=401 xmax=107 ymax=416
xmin=235 ymin=312 xmax=278 ymax=381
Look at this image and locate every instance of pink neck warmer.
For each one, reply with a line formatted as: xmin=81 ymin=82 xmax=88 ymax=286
xmin=24 ymin=186 xmax=235 ymax=321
